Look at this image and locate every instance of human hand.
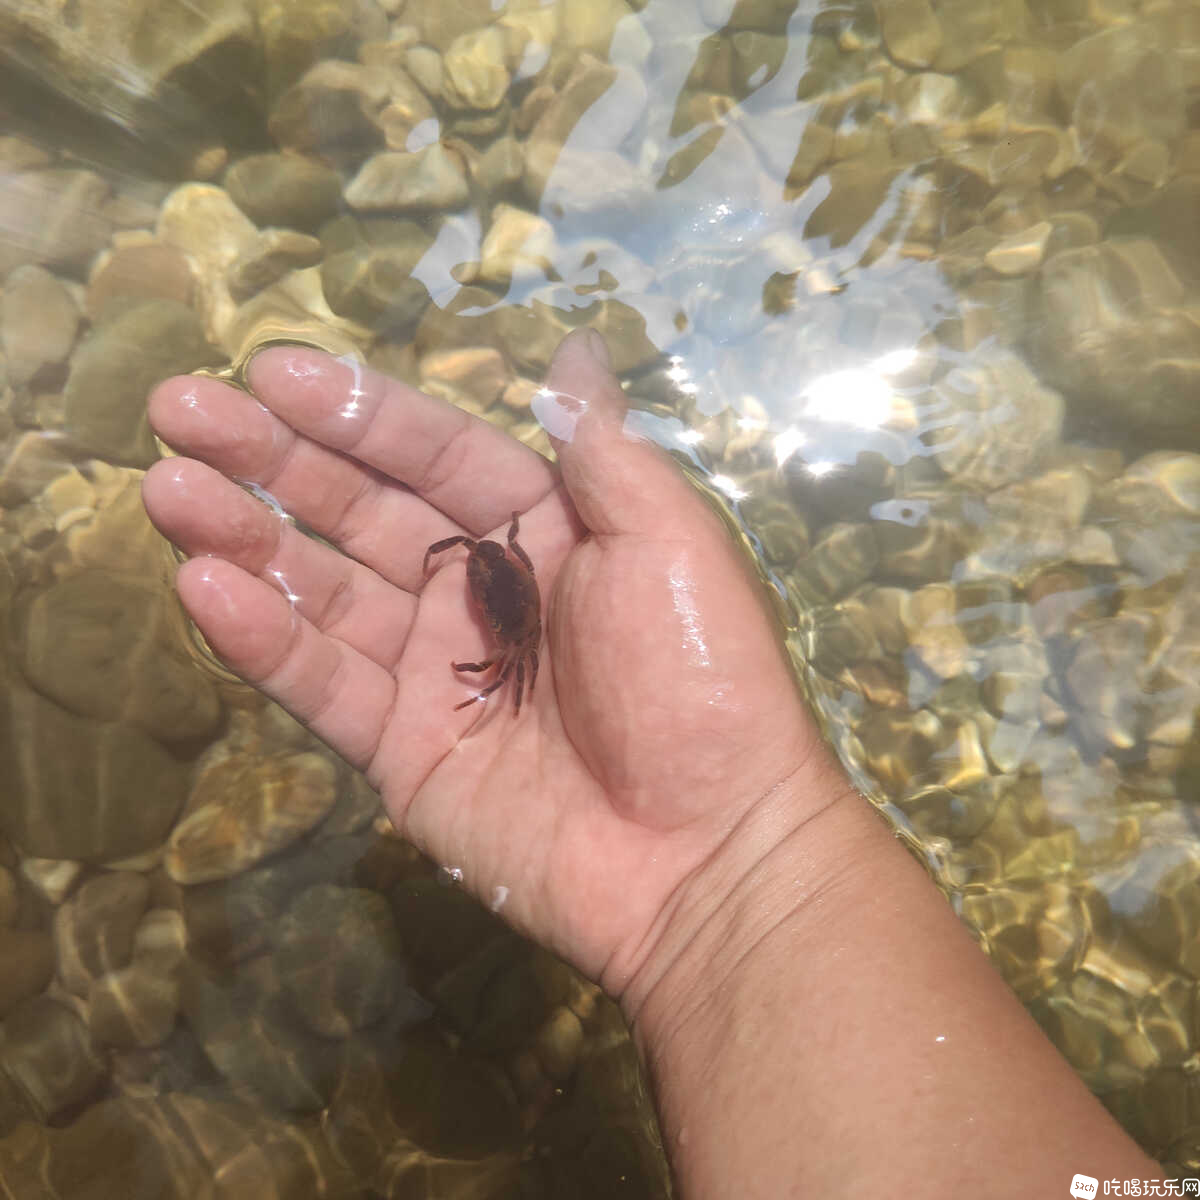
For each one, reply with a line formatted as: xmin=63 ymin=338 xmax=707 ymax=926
xmin=143 ymin=330 xmax=846 ymax=1006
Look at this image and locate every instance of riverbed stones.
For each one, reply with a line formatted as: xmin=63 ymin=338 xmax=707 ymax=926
xmin=926 ymin=350 xmax=1063 ymax=490
xmin=14 ymin=570 xmax=221 ymax=745
xmin=55 ymin=871 xmax=151 ymax=997
xmin=0 ymin=930 xmax=54 ymax=1019
xmin=268 ymin=59 xmax=391 ymax=155
xmin=344 ymin=144 xmax=470 ymax=212
xmin=224 ymin=152 xmax=344 ymax=232
xmin=1030 ymin=239 xmax=1200 ymax=443
xmin=227 ymin=229 xmax=324 ymax=299
xmin=0 ymin=267 xmax=79 ymax=389
xmin=0 ymin=169 xmax=114 ymax=278
xmin=61 ymin=300 xmax=221 ymax=465
xmin=275 ymin=885 xmax=407 ymax=1037
xmin=319 ymin=215 xmax=435 ymax=334
xmin=1 ymin=679 xmax=193 ymax=863
xmin=0 ymin=997 xmax=106 ymax=1121
xmin=443 ymin=26 xmax=511 ymax=111
xmin=877 ymin=0 xmax=942 ymax=69
xmin=523 ymin=55 xmax=621 ymax=198
xmin=88 ymin=934 xmax=183 ymax=1051
xmin=85 ymin=243 xmax=197 ymax=319
xmin=0 ymin=0 xmax=1198 ymax=1180
xmin=165 ymin=753 xmax=339 ymax=885
xmin=256 ymin=0 xmax=387 ymax=101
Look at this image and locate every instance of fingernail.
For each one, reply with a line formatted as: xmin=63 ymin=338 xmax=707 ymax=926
xmin=532 ymin=385 xmax=582 ymax=442
xmin=584 ymin=329 xmax=612 ymax=369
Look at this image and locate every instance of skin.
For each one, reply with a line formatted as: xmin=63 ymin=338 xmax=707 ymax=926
xmin=144 ymin=329 xmax=1162 ymax=1198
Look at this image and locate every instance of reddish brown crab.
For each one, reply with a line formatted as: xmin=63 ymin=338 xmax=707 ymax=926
xmin=423 ymin=511 xmax=541 ymax=714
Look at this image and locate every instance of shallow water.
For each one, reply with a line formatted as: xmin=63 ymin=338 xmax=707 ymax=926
xmin=1 ymin=0 xmax=1199 ymax=1191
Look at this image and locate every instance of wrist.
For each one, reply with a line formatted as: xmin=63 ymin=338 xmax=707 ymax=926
xmin=620 ymin=744 xmax=874 ymax=1052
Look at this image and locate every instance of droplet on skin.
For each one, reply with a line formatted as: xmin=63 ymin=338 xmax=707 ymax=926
xmin=532 ymin=386 xmax=586 ymax=442
xmin=333 ymin=352 xmax=368 ymax=423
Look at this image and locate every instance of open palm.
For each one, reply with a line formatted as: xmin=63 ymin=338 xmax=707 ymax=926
xmin=143 ymin=331 xmax=826 ymax=996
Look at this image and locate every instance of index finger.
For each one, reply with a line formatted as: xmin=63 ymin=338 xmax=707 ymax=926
xmin=246 ymin=345 xmax=559 ymax=536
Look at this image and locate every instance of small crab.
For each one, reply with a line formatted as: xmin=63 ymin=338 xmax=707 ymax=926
xmin=423 ymin=511 xmax=542 ymax=713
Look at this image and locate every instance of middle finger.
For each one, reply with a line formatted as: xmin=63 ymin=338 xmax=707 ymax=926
xmin=148 ymin=369 xmax=464 ymax=593
xmin=142 ymin=456 xmax=417 ymax=671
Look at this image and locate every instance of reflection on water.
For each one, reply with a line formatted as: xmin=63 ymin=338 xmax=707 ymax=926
xmin=1 ymin=0 xmax=1199 ymax=1190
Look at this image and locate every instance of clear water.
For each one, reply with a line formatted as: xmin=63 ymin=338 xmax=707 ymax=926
xmin=1 ymin=0 xmax=1198 ymax=1190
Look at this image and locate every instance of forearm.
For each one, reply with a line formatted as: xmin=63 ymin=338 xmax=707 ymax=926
xmin=625 ymin=781 xmax=1162 ymax=1199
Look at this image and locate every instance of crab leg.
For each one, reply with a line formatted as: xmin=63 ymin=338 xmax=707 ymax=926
xmin=423 ymin=535 xmax=478 ymax=575
xmin=507 ymin=512 xmax=535 ymax=574
xmin=453 ymin=652 xmax=515 ymax=710
xmin=451 ymin=657 xmax=498 ymax=673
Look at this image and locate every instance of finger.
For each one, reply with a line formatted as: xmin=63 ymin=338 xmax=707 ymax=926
xmin=245 ymin=346 xmax=560 ymax=534
xmin=174 ymin=557 xmax=398 ymax=771
xmin=148 ymin=373 xmax=462 ymax=592
xmin=543 ymin=330 xmax=712 ymax=539
xmin=143 ymin=458 xmax=416 ymax=671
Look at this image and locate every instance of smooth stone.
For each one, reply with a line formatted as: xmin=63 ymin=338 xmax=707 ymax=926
xmin=227 ymin=229 xmax=324 ymax=299
xmin=443 ymin=26 xmax=511 ymax=111
xmin=473 ymin=135 xmax=524 ymax=194
xmin=534 ymin=1005 xmax=584 ymax=1082
xmin=55 ymin=871 xmax=152 ymax=997
xmin=256 ymin=0 xmax=386 ymax=100
xmin=0 ymin=870 xmax=17 ymax=928
xmin=419 ymin=346 xmax=509 ymax=414
xmin=1 ymin=266 xmax=79 ymax=388
xmin=523 ymin=55 xmax=621 ymax=199
xmin=60 ymin=467 xmax=164 ymax=578
xmin=928 ymin=350 xmax=1063 ymax=489
xmin=156 ymin=182 xmax=263 ymax=340
xmin=1030 ymin=240 xmax=1200 ymax=442
xmin=88 ymin=961 xmax=180 ymax=1049
xmin=0 ymin=433 xmax=72 ymax=508
xmin=15 ymin=570 xmax=222 ymax=745
xmin=0 ymin=929 xmax=54 ymax=1018
xmin=556 ymin=0 xmax=636 ymax=57
xmin=268 ymin=60 xmax=390 ymax=154
xmin=538 ymin=148 xmax=654 ymax=228
xmin=0 ymin=679 xmax=192 ymax=863
xmin=223 ymin=152 xmax=344 ymax=232
xmin=985 ymin=221 xmax=1053 ymax=276
xmin=276 ymin=885 xmax=407 ymax=1038
xmin=180 ymin=958 xmax=339 ymax=1110
xmin=319 ymin=215 xmax=435 ymax=334
xmin=404 ymin=44 xmax=444 ymax=98
xmin=343 ymin=145 xmax=469 ymax=211
xmin=792 ymin=522 xmax=880 ymax=602
xmin=476 ymin=204 xmax=557 ymax=285
xmin=165 ymin=752 xmax=338 ymax=885
xmin=0 ymin=136 xmax=52 ymax=171
xmin=379 ymin=92 xmax=440 ymax=152
xmin=405 ymin=0 xmax=498 ymax=51
xmin=61 ymin=300 xmax=221 ymax=466
xmin=1056 ymin=24 xmax=1185 ymax=161
xmin=877 ymin=0 xmax=943 ymax=69
xmin=85 ymin=242 xmax=197 ymax=321
xmin=131 ymin=908 xmax=188 ymax=972
xmin=17 ymin=858 xmax=83 ymax=906
xmin=0 ymin=169 xmax=113 ymax=277
xmin=0 ymin=997 xmax=106 ymax=1121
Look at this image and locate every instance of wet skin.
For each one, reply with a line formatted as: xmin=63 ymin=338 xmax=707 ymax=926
xmin=141 ymin=329 xmax=834 ymax=999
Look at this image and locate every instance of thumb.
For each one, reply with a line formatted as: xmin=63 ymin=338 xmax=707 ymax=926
xmin=540 ymin=329 xmax=708 ymax=538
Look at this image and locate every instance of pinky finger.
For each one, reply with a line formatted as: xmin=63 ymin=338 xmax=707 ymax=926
xmin=176 ymin=557 xmax=397 ymax=772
